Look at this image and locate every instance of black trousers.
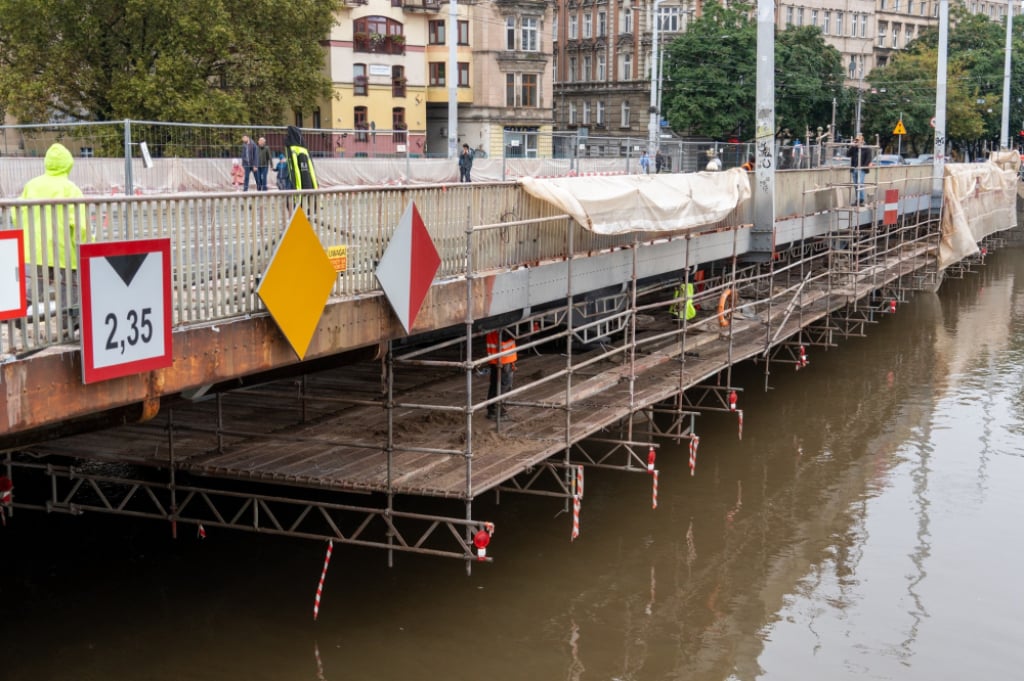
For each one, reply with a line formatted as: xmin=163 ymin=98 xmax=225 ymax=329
xmin=487 ymin=364 xmax=513 ymax=413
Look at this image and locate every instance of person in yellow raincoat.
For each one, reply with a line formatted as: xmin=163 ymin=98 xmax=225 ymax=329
xmin=18 ymin=142 xmax=89 ymax=327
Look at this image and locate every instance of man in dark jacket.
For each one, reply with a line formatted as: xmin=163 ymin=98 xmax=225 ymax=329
xmin=847 ymin=134 xmax=873 ymax=205
xmin=240 ymin=135 xmax=258 ymax=191
xmin=458 ymin=144 xmax=473 ymax=182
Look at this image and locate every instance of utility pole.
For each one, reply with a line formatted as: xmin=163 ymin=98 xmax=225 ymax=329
xmin=1000 ymin=0 xmax=1017 ymax=149
xmin=647 ymin=0 xmax=665 ymax=157
xmin=447 ymin=0 xmax=459 ymax=159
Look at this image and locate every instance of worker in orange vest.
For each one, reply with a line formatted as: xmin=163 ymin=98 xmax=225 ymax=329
xmin=485 ymin=329 xmax=517 ymax=419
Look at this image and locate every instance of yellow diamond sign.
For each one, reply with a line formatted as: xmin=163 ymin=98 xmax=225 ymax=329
xmin=257 ymin=206 xmax=337 ymax=359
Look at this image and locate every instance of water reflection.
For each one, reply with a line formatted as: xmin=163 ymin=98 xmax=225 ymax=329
xmin=2 ymin=252 xmax=1024 ymax=680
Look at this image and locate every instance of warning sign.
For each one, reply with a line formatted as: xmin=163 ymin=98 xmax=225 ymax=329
xmin=893 ymin=120 xmax=907 ymax=135
xmin=327 ymin=245 xmax=348 ymax=272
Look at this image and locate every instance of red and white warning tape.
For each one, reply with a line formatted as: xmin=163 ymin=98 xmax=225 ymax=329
xmin=688 ymin=435 xmax=700 ymax=476
xmin=313 ymin=539 xmax=334 ymax=621
xmin=571 ymin=465 xmax=584 ymax=541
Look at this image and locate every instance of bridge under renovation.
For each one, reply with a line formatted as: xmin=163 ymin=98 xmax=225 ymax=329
xmin=0 ymin=159 xmax=1019 ymax=569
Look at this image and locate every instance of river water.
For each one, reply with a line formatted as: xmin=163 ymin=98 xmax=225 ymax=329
xmin=3 ymin=249 xmax=1024 ymax=680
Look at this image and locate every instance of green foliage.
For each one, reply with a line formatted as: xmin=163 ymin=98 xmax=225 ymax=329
xmin=661 ymin=1 xmax=847 ymax=140
xmin=0 ymin=0 xmax=341 ymax=124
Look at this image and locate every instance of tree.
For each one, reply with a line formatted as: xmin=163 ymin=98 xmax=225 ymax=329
xmin=0 ymin=0 xmax=341 ymax=125
xmin=662 ymin=1 xmax=756 ymax=139
xmin=661 ymin=2 xmax=848 ymax=141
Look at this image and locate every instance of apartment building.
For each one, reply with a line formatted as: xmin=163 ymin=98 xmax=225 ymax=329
xmin=320 ymin=0 xmax=554 ymax=159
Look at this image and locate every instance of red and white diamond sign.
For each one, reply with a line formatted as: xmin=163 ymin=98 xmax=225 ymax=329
xmin=375 ymin=201 xmax=440 ymax=334
xmin=883 ymin=189 xmax=899 ymax=225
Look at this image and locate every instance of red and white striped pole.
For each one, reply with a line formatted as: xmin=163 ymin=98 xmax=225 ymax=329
xmin=313 ymin=539 xmax=334 ymax=621
xmin=651 ymin=469 xmax=659 ymax=509
xmin=688 ymin=435 xmax=700 ymax=476
xmin=737 ymin=410 xmax=744 ymax=441
xmin=571 ymin=465 xmax=584 ymax=541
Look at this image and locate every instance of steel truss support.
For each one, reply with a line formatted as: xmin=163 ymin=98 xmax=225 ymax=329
xmin=6 ymin=460 xmax=494 ymax=562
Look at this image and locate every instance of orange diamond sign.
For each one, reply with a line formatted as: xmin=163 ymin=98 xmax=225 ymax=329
xmin=257 ymin=206 xmax=337 ymax=359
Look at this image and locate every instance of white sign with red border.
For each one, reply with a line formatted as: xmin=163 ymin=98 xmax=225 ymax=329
xmin=883 ymin=189 xmax=899 ymax=226
xmin=80 ymin=239 xmax=172 ymax=384
xmin=0 ymin=230 xmax=25 ymax=320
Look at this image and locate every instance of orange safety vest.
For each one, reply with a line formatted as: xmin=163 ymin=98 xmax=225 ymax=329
xmin=486 ymin=331 xmax=517 ymax=365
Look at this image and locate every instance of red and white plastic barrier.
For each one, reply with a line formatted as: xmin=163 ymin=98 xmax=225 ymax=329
xmin=728 ymin=390 xmax=738 ymax=411
xmin=473 ymin=521 xmax=496 ymax=560
xmin=313 ymin=539 xmax=333 ymax=621
xmin=797 ymin=345 xmax=808 ymax=370
xmin=688 ymin=435 xmax=700 ymax=476
xmin=0 ymin=476 xmax=12 ymax=526
xmin=647 ymin=445 xmax=656 ymax=473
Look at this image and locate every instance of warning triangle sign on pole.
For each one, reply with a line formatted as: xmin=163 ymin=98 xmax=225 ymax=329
xmin=893 ymin=120 xmax=907 ymax=135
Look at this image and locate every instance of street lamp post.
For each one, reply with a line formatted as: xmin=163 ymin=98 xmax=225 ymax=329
xmin=648 ymin=0 xmax=665 ymax=157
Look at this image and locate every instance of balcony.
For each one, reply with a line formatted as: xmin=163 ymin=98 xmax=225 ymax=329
xmin=353 ymin=33 xmax=407 ymax=55
xmin=403 ymin=0 xmax=441 ymax=10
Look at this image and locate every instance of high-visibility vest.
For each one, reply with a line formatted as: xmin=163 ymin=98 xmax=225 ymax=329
xmin=287 ymin=144 xmax=318 ymax=190
xmin=670 ymin=283 xmax=697 ymax=320
xmin=486 ymin=331 xmax=517 ymax=365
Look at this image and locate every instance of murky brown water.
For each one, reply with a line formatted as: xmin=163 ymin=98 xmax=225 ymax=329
xmin=3 ymin=249 xmax=1024 ymax=680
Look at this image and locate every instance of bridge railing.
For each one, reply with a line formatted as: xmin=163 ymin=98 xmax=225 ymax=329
xmin=0 ymin=166 xmax=938 ymax=358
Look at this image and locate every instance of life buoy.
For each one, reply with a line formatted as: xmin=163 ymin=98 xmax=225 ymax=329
xmin=717 ymin=289 xmax=735 ymax=327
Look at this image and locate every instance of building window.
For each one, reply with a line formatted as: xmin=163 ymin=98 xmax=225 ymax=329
xmin=621 ymin=100 xmax=630 ymax=127
xmin=850 ymin=13 xmax=857 ymax=36
xmin=522 ymin=16 xmax=539 ymax=51
xmin=878 ymin=22 xmax=887 ymax=47
xmin=354 ymin=106 xmax=368 ymax=141
xmin=458 ymin=20 xmax=469 ymax=45
xmin=823 ymin=11 xmax=831 ymax=34
xmin=836 ymin=12 xmax=843 ymax=35
xmin=582 ymin=102 xmax=591 ymax=125
xmin=569 ymin=102 xmax=577 ymax=125
xmin=506 ymin=74 xmax=515 ymax=106
xmin=861 ymin=14 xmax=867 ymax=37
xmin=597 ymin=53 xmax=606 ymax=81
xmin=583 ymin=55 xmax=591 ymax=81
xmin=312 ymin=108 xmax=321 ymax=129
xmin=569 ymin=56 xmax=577 ymax=83
xmin=620 ymin=9 xmax=632 ymax=33
xmin=598 ymin=11 xmax=607 ymax=36
xmin=811 ymin=10 xmax=818 ymax=26
xmin=294 ymin=110 xmax=303 ymax=127
xmin=553 ymin=51 xmax=559 ymax=82
xmin=522 ymin=74 xmax=538 ymax=107
xmin=596 ymin=101 xmax=606 ymax=127
xmin=392 ymin=107 xmax=406 ymax=143
xmin=429 ymin=20 xmax=445 ymax=44
xmin=553 ymin=14 xmax=559 ymax=41
xmin=906 ymin=25 xmax=913 ymax=44
xmin=908 ymin=0 xmax=914 ymax=13
xmin=353 ymin=16 xmax=405 ymax=55
xmin=619 ymin=52 xmax=632 ymax=80
xmin=785 ymin=7 xmax=793 ymax=26
xmin=848 ymin=57 xmax=856 ymax=79
xmin=659 ymin=6 xmax=682 ymax=32
xmin=569 ymin=15 xmax=578 ymax=39
xmin=507 ymin=16 xmax=516 ymax=50
xmin=430 ymin=62 xmax=446 ymax=86
xmin=458 ymin=62 xmax=470 ymax=87
xmin=797 ymin=7 xmax=804 ymax=25
xmin=583 ymin=13 xmax=592 ymax=38
xmin=354 ymin=63 xmax=368 ymax=96
xmin=392 ymin=65 xmax=406 ymax=97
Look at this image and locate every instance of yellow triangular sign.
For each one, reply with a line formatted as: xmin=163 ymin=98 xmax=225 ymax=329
xmin=893 ymin=120 xmax=907 ymax=135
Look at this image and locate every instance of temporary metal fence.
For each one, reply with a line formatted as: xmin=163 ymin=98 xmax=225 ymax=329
xmin=2 ymin=120 xmax=866 ymax=197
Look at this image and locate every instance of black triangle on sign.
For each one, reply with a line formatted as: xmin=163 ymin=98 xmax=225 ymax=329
xmin=106 ymin=253 xmax=149 ymax=287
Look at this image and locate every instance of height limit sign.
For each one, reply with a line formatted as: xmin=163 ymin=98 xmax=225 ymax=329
xmin=80 ymin=239 xmax=172 ymax=384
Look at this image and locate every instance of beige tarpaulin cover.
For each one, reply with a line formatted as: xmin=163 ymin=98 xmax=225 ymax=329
xmin=519 ymin=168 xmax=752 ymax=235
xmin=939 ymin=152 xmax=1019 ymax=269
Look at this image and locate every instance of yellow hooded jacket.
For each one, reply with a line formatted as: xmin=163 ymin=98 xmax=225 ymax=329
xmin=19 ymin=143 xmax=88 ymax=269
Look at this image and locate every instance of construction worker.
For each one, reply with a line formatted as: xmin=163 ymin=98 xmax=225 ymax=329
xmin=485 ymin=328 xmax=517 ymax=418
xmin=670 ymin=281 xmax=697 ymax=321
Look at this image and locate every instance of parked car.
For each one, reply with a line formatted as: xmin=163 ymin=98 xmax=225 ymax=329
xmin=871 ymin=154 xmax=905 ymax=167
xmin=905 ymin=154 xmax=934 ymax=165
